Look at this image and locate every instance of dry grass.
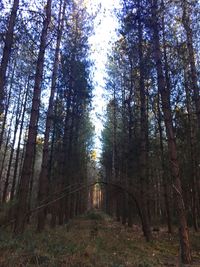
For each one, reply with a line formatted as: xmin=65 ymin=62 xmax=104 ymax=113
xmin=0 ymin=211 xmax=200 ymax=267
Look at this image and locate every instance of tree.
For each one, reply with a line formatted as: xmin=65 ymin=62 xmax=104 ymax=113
xmin=181 ymin=0 xmax=200 ymax=128
xmin=151 ymin=0 xmax=191 ymax=263
xmin=0 ymin=0 xmax=19 ymax=116
xmin=14 ymin=0 xmax=52 ymax=235
xmin=37 ymin=0 xmax=67 ymax=232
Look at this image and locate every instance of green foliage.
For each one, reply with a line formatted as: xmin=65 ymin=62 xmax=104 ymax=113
xmin=85 ymin=211 xmax=104 ymax=221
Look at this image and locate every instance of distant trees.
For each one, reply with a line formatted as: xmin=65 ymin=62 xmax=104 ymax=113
xmin=51 ymin=0 xmax=93 ymax=226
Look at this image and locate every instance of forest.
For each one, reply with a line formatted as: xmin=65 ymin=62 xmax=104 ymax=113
xmin=0 ymin=0 xmax=200 ymax=266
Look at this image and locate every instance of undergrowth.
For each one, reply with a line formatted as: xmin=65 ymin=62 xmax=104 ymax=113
xmin=0 ymin=211 xmax=199 ymax=266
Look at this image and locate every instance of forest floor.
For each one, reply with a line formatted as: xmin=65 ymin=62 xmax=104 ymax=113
xmin=0 ymin=211 xmax=200 ymax=267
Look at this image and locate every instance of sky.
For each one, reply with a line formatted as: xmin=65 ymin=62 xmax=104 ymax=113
xmin=86 ymin=0 xmax=121 ymax=156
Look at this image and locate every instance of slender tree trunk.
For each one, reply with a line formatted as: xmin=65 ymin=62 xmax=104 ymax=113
xmin=111 ymin=85 xmax=119 ymax=221
xmin=14 ymin=0 xmax=52 ymax=235
xmin=160 ymin=6 xmax=173 ymax=234
xmin=121 ymin=81 xmax=127 ymax=225
xmin=181 ymin=0 xmax=199 ymax=230
xmin=184 ymin=69 xmax=198 ymax=231
xmin=0 ymin=61 xmax=16 ymax=151
xmin=182 ymin=0 xmax=200 ymax=128
xmin=112 ymin=95 xmax=116 ymax=182
xmin=57 ymin=66 xmax=74 ymax=224
xmin=127 ymin=58 xmax=134 ymax=228
xmin=49 ymin=100 xmax=60 ymax=227
xmin=0 ymin=105 xmax=16 ymax=187
xmin=0 ymin=0 xmax=19 ymax=115
xmin=151 ymin=0 xmax=191 ymax=263
xmin=26 ymin=151 xmax=36 ymax=224
xmin=157 ymin=93 xmax=173 ymax=234
xmin=137 ymin=0 xmax=152 ymax=241
xmin=16 ymin=124 xmax=28 ymax=194
xmin=2 ymin=88 xmax=22 ymax=203
xmin=10 ymin=78 xmax=30 ymax=200
xmin=66 ymin=104 xmax=77 ymax=220
xmin=37 ymin=0 xmax=66 ymax=232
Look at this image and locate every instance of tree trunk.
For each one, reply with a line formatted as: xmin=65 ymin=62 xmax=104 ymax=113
xmin=184 ymin=68 xmax=198 ymax=231
xmin=151 ymin=0 xmax=191 ymax=263
xmin=37 ymin=0 xmax=66 ymax=232
xmin=160 ymin=5 xmax=173 ymax=234
xmin=2 ymin=87 xmax=22 ymax=203
xmin=157 ymin=93 xmax=173 ymax=234
xmin=0 ymin=0 xmax=19 ymax=115
xmin=14 ymin=0 xmax=52 ymax=235
xmin=181 ymin=0 xmax=199 ymax=231
xmin=0 ymin=60 xmax=16 ymax=151
xmin=137 ymin=0 xmax=152 ymax=241
xmin=0 ymin=105 xmax=16 ymax=187
xmin=10 ymin=77 xmax=30 ymax=200
xmin=182 ymin=0 xmax=200 ymax=128
xmin=57 ymin=63 xmax=74 ymax=224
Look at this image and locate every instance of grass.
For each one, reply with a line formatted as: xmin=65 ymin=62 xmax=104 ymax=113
xmin=0 ymin=211 xmax=200 ymax=266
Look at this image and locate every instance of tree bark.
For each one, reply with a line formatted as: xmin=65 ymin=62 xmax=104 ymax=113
xmin=0 ymin=0 xmax=19 ymax=115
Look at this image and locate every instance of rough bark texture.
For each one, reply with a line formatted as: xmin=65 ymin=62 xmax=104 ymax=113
xmin=151 ymin=0 xmax=191 ymax=263
xmin=14 ymin=0 xmax=52 ymax=235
